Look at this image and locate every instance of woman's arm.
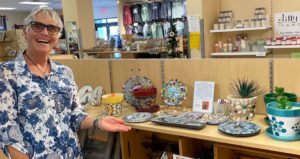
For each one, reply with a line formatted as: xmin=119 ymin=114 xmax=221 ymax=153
xmin=80 ymin=115 xmax=131 ymax=132
xmin=7 ymin=146 xmax=29 ymax=159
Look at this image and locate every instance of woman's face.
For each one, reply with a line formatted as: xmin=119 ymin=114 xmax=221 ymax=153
xmin=25 ymin=12 xmax=60 ymax=56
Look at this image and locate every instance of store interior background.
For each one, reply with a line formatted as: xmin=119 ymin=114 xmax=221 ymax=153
xmin=1 ymin=0 xmax=300 ymax=60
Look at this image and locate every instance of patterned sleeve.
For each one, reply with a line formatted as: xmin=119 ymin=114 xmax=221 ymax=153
xmin=0 ymin=66 xmax=28 ymax=155
xmin=64 ymin=66 xmax=87 ymax=132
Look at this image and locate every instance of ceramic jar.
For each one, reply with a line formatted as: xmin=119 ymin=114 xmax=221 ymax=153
xmin=102 ymin=93 xmax=124 ymax=116
xmin=132 ymin=86 xmax=159 ymax=113
xmin=227 ymin=95 xmax=257 ymax=122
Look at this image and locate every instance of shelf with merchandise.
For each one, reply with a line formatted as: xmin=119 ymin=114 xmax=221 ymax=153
xmin=210 ymin=51 xmax=268 ymax=57
xmin=264 ymin=45 xmax=300 ymax=49
xmin=210 ymin=26 xmax=272 ymax=33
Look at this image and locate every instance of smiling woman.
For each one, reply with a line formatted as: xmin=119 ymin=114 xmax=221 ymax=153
xmin=0 ymin=6 xmax=130 ymax=159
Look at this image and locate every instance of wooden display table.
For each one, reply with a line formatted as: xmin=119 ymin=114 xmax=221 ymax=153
xmin=117 ymin=106 xmax=300 ymax=159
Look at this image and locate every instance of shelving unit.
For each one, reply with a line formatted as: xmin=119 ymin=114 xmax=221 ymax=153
xmin=264 ymin=45 xmax=300 ymax=49
xmin=211 ymin=51 xmax=268 ymax=57
xmin=210 ymin=26 xmax=272 ymax=33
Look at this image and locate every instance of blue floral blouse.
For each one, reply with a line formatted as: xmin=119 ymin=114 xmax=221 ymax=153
xmin=0 ymin=53 xmax=87 ymax=159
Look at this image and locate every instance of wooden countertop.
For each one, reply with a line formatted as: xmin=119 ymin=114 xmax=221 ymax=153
xmin=85 ymin=105 xmax=300 ymax=156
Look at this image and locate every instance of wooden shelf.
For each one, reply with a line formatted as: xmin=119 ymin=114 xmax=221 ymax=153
xmin=210 ymin=26 xmax=272 ymax=33
xmin=211 ymin=51 xmax=268 ymax=57
xmin=264 ymin=45 xmax=300 ymax=49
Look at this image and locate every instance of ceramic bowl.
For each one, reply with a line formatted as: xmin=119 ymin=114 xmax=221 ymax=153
xmin=266 ymin=102 xmax=300 ymax=139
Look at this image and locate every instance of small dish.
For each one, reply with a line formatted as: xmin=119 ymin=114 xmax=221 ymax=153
xmin=266 ymin=127 xmax=300 ymax=141
xmin=123 ymin=112 xmax=154 ymax=123
xmin=218 ymin=121 xmax=261 ymax=137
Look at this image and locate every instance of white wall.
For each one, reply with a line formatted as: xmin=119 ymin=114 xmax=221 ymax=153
xmin=0 ymin=11 xmax=29 ymax=30
xmin=93 ymin=6 xmax=117 ymax=19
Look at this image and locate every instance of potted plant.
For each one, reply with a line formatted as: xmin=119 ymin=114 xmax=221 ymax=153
xmin=264 ymin=86 xmax=297 ymax=105
xmin=227 ymin=78 xmax=262 ymax=122
xmin=266 ymin=96 xmax=300 ymax=141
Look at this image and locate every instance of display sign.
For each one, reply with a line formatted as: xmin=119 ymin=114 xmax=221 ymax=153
xmin=192 ymin=81 xmax=214 ymax=113
xmin=274 ymin=12 xmax=300 ymax=36
xmin=189 ymin=32 xmax=200 ymax=49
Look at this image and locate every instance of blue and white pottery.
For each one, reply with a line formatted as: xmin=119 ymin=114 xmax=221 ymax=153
xmin=266 ymin=102 xmax=300 ymax=140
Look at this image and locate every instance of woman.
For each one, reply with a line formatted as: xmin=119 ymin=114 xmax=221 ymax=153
xmin=0 ymin=7 xmax=131 ymax=159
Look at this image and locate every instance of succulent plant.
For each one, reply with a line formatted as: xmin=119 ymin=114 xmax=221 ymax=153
xmin=230 ymin=78 xmax=261 ymax=98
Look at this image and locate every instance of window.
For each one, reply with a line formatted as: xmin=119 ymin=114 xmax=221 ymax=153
xmin=95 ymin=18 xmax=118 ymax=40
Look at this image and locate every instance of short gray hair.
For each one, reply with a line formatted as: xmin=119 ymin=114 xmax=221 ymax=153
xmin=24 ymin=6 xmax=63 ymax=34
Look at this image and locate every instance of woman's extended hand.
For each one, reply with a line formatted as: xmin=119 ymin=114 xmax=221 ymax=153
xmin=99 ymin=116 xmax=131 ymax=132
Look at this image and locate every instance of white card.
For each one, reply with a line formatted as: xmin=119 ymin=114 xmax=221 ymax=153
xmin=192 ymin=81 xmax=215 ymax=113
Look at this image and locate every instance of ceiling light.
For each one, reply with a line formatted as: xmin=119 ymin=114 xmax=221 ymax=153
xmin=19 ymin=1 xmax=50 ymax=5
xmin=0 ymin=7 xmax=16 ymax=10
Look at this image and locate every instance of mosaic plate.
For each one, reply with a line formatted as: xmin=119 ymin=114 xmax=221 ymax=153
xmin=202 ymin=114 xmax=229 ymax=125
xmin=151 ymin=116 xmax=206 ymax=130
xmin=123 ymin=112 xmax=154 ymax=123
xmin=266 ymin=127 xmax=300 ymax=141
xmin=161 ymin=79 xmax=187 ymax=106
xmin=123 ymin=76 xmax=153 ymax=107
xmin=90 ymin=86 xmax=103 ymax=105
xmin=218 ymin=121 xmax=261 ymax=137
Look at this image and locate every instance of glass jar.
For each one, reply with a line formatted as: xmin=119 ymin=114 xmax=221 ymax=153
xmin=236 ymin=20 xmax=243 ymax=28
xmin=261 ymin=18 xmax=267 ymax=27
xmin=255 ymin=19 xmax=261 ymax=27
xmin=244 ymin=19 xmax=250 ymax=28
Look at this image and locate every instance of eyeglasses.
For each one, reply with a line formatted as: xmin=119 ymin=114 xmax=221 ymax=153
xmin=29 ymin=21 xmax=60 ymax=35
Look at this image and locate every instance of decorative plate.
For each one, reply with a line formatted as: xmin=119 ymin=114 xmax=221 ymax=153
xmin=78 ymin=85 xmax=93 ymax=105
xmin=218 ymin=121 xmax=261 ymax=137
xmin=266 ymin=127 xmax=300 ymax=141
xmin=79 ymin=92 xmax=93 ymax=106
xmin=90 ymin=86 xmax=103 ymax=105
xmin=123 ymin=76 xmax=153 ymax=107
xmin=202 ymin=114 xmax=229 ymax=125
xmin=151 ymin=116 xmax=206 ymax=130
xmin=123 ymin=112 xmax=154 ymax=123
xmin=161 ymin=79 xmax=187 ymax=106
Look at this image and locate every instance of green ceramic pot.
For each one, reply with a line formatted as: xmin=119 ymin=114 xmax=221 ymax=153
xmin=264 ymin=93 xmax=297 ymax=105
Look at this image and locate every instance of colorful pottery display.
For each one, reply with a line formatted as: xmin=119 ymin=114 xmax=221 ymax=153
xmin=123 ymin=112 xmax=154 ymax=123
xmin=218 ymin=121 xmax=261 ymax=137
xmin=161 ymin=79 xmax=187 ymax=106
xmin=132 ymin=86 xmax=159 ymax=113
xmin=102 ymin=93 xmax=124 ymax=116
xmin=227 ymin=95 xmax=257 ymax=122
xmin=266 ymin=102 xmax=300 ymax=141
xmin=123 ymin=76 xmax=153 ymax=107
